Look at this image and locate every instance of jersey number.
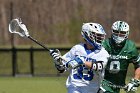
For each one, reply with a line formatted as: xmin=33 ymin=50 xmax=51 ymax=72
xmin=73 ymin=66 xmax=94 ymax=81
xmin=109 ymin=61 xmax=120 ymax=73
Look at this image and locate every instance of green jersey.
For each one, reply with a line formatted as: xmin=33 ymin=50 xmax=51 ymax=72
xmin=103 ymin=38 xmax=140 ymax=86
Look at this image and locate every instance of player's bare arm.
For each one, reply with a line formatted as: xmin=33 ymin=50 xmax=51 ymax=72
xmin=134 ymin=67 xmax=140 ymax=79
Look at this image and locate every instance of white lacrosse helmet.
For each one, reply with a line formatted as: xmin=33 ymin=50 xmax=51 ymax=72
xmin=81 ymin=22 xmax=106 ymax=49
xmin=111 ymin=21 xmax=129 ymax=44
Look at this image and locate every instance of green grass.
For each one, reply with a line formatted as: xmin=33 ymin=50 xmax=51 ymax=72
xmin=0 ymin=77 xmax=139 ymax=93
xmin=0 ymin=77 xmax=67 ymax=93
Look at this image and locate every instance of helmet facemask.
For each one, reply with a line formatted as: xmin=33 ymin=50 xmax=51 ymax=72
xmin=112 ymin=30 xmax=129 ymax=44
xmin=89 ymin=31 xmax=105 ymax=45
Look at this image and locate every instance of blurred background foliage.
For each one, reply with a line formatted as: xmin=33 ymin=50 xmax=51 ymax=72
xmin=0 ymin=1 xmax=139 ymax=92
xmin=0 ymin=0 xmax=140 ymax=47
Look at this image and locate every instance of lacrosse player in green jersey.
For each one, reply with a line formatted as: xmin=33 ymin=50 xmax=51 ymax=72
xmin=100 ymin=21 xmax=140 ymax=93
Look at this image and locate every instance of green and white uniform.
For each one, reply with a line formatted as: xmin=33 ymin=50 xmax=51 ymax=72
xmin=101 ymin=38 xmax=140 ymax=93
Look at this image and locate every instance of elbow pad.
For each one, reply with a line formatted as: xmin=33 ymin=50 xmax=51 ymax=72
xmin=91 ymin=61 xmax=103 ymax=71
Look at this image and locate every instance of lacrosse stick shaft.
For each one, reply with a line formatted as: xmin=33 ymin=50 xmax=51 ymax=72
xmin=9 ymin=18 xmax=67 ymax=63
xmin=28 ymin=36 xmax=67 ymax=63
xmin=28 ymin=36 xmax=50 ymax=51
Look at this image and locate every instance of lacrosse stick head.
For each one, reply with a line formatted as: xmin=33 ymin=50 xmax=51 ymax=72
xmin=9 ymin=18 xmax=29 ymax=37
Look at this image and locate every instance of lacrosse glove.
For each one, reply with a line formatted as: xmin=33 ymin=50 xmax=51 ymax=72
xmin=126 ymin=78 xmax=140 ymax=92
xmin=66 ymin=56 xmax=85 ymax=69
xmin=50 ymin=49 xmax=65 ymax=73
xmin=50 ymin=49 xmax=62 ymax=64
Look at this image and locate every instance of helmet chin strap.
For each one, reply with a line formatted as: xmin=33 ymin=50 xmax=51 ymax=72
xmin=112 ymin=35 xmax=125 ymax=43
xmin=111 ymin=36 xmax=126 ymax=48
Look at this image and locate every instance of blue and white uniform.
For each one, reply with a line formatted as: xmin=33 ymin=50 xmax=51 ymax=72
xmin=50 ymin=22 xmax=109 ymax=93
xmin=62 ymin=43 xmax=109 ymax=93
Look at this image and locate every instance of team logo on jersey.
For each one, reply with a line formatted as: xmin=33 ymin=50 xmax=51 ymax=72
xmin=109 ymin=55 xmax=128 ymax=59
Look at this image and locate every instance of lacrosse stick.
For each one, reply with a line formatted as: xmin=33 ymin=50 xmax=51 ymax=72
xmin=101 ymin=83 xmax=127 ymax=89
xmin=101 ymin=79 xmax=134 ymax=93
xmin=9 ymin=18 xmax=50 ymax=51
xmin=8 ymin=18 xmax=66 ymax=64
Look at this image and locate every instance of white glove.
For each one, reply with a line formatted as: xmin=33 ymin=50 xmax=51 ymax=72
xmin=50 ymin=49 xmax=65 ymax=73
xmin=66 ymin=56 xmax=85 ymax=69
xmin=126 ymin=78 xmax=140 ymax=92
xmin=50 ymin=49 xmax=62 ymax=65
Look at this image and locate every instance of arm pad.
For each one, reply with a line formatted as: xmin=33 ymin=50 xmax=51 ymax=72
xmin=91 ymin=61 xmax=103 ymax=71
xmin=65 ymin=56 xmax=85 ymax=69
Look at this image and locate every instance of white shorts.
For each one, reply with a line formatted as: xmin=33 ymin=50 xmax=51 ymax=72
xmin=67 ymin=86 xmax=99 ymax=93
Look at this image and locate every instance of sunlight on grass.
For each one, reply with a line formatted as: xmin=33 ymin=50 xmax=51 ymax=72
xmin=0 ymin=77 xmax=67 ymax=93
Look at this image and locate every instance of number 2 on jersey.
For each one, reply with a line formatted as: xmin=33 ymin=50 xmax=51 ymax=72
xmin=73 ymin=66 xmax=94 ymax=81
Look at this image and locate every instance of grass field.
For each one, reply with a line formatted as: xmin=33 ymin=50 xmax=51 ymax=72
xmin=0 ymin=77 xmax=67 ymax=93
xmin=0 ymin=76 xmax=139 ymax=93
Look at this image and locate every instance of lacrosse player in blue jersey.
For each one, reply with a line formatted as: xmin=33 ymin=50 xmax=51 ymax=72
xmin=50 ymin=22 xmax=109 ymax=93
